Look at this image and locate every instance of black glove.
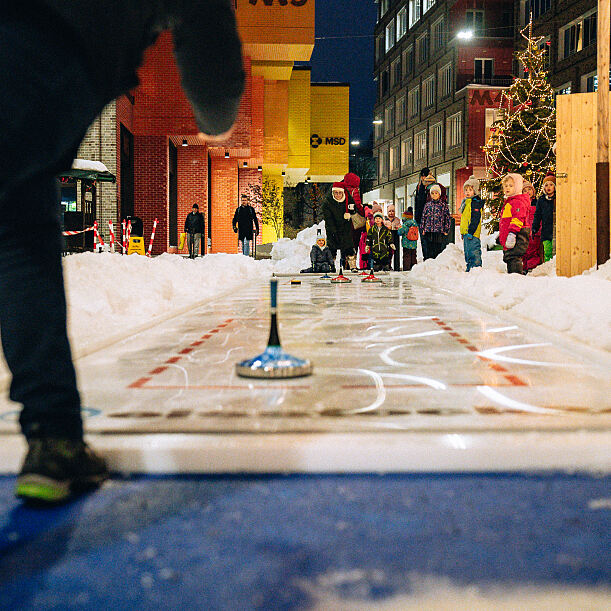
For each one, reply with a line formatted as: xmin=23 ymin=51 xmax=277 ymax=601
xmin=233 ymin=227 xmax=237 ymax=233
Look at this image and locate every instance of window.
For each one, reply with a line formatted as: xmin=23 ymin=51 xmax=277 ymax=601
xmin=526 ymin=0 xmax=551 ymax=21
xmin=423 ymin=0 xmax=435 ymax=16
xmin=397 ymin=7 xmax=407 ymax=40
xmin=386 ymin=19 xmax=396 ymax=53
xmin=374 ymin=114 xmax=383 ymax=141
xmin=409 ymin=0 xmax=421 ymax=28
xmin=415 ymin=130 xmax=427 ymax=163
xmin=381 ymin=69 xmax=390 ymax=96
xmin=403 ymin=46 xmax=414 ymax=79
xmin=446 ymin=113 xmax=462 ymax=148
xmin=555 ymin=82 xmax=572 ymax=96
xmin=560 ymin=10 xmax=597 ymax=60
xmin=379 ymin=149 xmax=389 ymax=179
xmin=385 ymin=103 xmax=395 ymax=134
xmin=422 ymin=75 xmax=435 ymax=109
xmin=474 ymin=58 xmax=494 ymax=83
xmin=396 ymin=95 xmax=406 ymax=126
xmin=432 ymin=18 xmax=445 ymax=52
xmin=391 ymin=58 xmax=401 ymax=88
xmin=379 ymin=0 xmax=390 ymax=20
xmin=376 ymin=33 xmax=385 ymax=62
xmin=390 ymin=143 xmax=401 ymax=173
xmin=430 ymin=122 xmax=443 ymax=156
xmin=408 ymin=87 xmax=420 ymax=118
xmin=439 ymin=64 xmax=452 ymax=98
xmin=416 ymin=33 xmax=429 ymax=66
xmin=465 ymin=10 xmax=484 ymax=35
xmin=401 ymin=136 xmax=413 ymax=167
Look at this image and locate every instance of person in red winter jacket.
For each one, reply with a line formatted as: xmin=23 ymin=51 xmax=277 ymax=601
xmin=521 ymin=179 xmax=541 ymax=272
xmin=500 ymin=173 xmax=530 ymax=274
xmin=342 ymin=173 xmax=366 ymax=267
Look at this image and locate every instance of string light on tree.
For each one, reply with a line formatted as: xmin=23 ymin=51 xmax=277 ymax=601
xmin=481 ymin=18 xmax=557 ymax=231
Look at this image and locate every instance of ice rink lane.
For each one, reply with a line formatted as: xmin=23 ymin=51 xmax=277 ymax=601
xmin=0 ymin=274 xmax=609 ymax=472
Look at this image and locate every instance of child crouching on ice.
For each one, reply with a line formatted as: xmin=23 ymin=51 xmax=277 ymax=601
xmin=459 ymin=176 xmax=483 ymax=271
xmin=366 ymin=211 xmax=395 ymax=271
xmin=500 ymin=173 xmax=530 ymax=274
xmin=301 ymin=235 xmax=335 ymax=273
xmin=397 ymin=207 xmax=418 ymax=271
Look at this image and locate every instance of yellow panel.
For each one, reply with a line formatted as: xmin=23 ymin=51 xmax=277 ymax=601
xmin=236 ymin=0 xmax=315 ymax=63
xmin=264 ymin=81 xmax=289 ymax=166
xmin=288 ymin=69 xmax=311 ymax=171
xmin=309 ymin=85 xmax=350 ymax=178
xmin=252 ymin=61 xmax=294 ymax=81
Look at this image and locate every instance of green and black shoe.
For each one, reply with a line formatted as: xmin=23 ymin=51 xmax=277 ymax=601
xmin=15 ymin=438 xmax=109 ymax=504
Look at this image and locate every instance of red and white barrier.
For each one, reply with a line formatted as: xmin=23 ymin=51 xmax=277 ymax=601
xmin=122 ymin=220 xmax=127 ymax=254
xmin=126 ymin=220 xmax=132 ymax=251
xmin=62 ymin=227 xmax=93 ymax=236
xmin=147 ymin=217 xmax=158 ymax=257
xmin=108 ymin=221 xmax=115 ymax=253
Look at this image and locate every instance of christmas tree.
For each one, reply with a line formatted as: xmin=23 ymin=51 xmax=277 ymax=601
xmin=481 ymin=20 xmax=556 ymax=232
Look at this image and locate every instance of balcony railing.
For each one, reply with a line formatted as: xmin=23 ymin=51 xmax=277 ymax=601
xmin=457 ymin=75 xmax=513 ymax=90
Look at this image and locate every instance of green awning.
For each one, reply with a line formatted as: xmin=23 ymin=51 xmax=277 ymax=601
xmin=58 ymin=169 xmax=116 ymax=183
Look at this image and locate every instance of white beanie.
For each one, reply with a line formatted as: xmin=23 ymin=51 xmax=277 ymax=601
xmin=429 ymin=183 xmax=442 ymax=195
xmin=463 ymin=175 xmax=480 ymax=195
xmin=503 ymin=173 xmax=524 ymax=194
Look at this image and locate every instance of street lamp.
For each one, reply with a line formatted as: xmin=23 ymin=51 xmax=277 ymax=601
xmin=457 ymin=30 xmax=473 ymax=39
xmin=350 ymin=140 xmax=360 ymax=146
xmin=372 ymin=119 xmax=383 ymax=125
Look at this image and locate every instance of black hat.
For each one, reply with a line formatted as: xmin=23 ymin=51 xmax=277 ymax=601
xmin=192 ymin=204 xmax=199 ymax=209
xmin=420 ymin=167 xmax=430 ymax=177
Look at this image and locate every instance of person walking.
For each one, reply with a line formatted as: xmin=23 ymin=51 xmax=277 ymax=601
xmin=2 ymin=0 xmax=246 ymax=504
xmin=184 ymin=203 xmax=205 ymax=259
xmin=232 ymin=193 xmax=259 ymax=256
xmin=414 ymin=167 xmax=435 ymax=260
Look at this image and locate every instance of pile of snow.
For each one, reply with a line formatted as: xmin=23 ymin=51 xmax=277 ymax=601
xmin=271 ymin=221 xmax=326 ymax=273
xmin=63 ymin=252 xmax=271 ymax=351
xmin=409 ymin=243 xmax=611 ymax=351
xmin=72 ymin=159 xmax=110 ymax=173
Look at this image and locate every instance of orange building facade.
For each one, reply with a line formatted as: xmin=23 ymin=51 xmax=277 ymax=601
xmin=80 ymin=0 xmax=349 ymax=255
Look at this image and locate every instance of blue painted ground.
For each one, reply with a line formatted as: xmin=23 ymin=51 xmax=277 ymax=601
xmin=0 ymin=473 xmax=609 ymax=610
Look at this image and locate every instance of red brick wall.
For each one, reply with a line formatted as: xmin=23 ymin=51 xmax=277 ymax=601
xmin=239 ymin=168 xmax=263 ymax=246
xmin=467 ymin=88 xmax=504 ymax=168
xmin=177 ymin=144 xmax=208 ymax=254
xmin=134 ymin=136 xmax=168 ymax=255
xmin=210 ymin=158 xmax=239 ymax=253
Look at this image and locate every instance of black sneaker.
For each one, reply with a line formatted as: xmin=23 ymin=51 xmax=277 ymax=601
xmin=15 ymin=438 xmax=109 ymax=504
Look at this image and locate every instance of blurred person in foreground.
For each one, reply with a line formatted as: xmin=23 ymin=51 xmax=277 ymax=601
xmin=0 ymin=1 xmax=245 ymax=504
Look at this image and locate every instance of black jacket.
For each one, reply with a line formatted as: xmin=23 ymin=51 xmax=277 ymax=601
xmin=532 ymin=195 xmax=555 ymax=241
xmin=38 ymin=0 xmax=245 ymax=136
xmin=414 ymin=182 xmax=428 ymax=226
xmin=310 ymin=244 xmax=334 ymax=268
xmin=232 ymin=205 xmax=259 ymax=240
xmin=184 ymin=211 xmax=205 ymax=234
xmin=322 ymin=193 xmax=354 ymax=253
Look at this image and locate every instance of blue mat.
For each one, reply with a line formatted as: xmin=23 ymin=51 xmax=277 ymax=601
xmin=1 ymin=473 xmax=609 ymax=610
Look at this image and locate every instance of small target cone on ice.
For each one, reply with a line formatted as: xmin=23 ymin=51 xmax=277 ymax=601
xmin=330 ymin=267 xmax=352 ymax=284
xmin=235 ymin=278 xmax=312 ymax=379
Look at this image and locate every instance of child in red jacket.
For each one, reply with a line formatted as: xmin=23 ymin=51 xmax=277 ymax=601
xmin=500 ymin=173 xmax=530 ymax=274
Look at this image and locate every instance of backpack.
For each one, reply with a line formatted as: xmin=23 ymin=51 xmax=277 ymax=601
xmin=407 ymin=225 xmax=419 ymax=241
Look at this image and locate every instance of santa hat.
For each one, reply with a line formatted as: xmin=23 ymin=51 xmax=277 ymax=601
xmin=503 ymin=173 xmax=524 ymax=193
xmin=332 ymin=182 xmax=344 ymax=190
xmin=429 ymin=183 xmax=442 ymax=196
xmin=463 ymin=175 xmax=480 ymax=195
xmin=542 ymin=172 xmax=556 ymax=186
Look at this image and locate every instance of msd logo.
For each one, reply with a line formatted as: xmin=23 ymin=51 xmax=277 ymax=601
xmin=249 ymin=0 xmax=308 ymax=5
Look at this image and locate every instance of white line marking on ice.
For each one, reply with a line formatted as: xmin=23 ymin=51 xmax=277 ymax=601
xmin=477 ymin=343 xmax=564 ymax=367
xmin=477 ymin=386 xmax=560 ymax=415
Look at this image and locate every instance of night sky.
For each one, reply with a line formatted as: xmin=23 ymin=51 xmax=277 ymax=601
xmin=303 ymin=0 xmax=378 ymax=147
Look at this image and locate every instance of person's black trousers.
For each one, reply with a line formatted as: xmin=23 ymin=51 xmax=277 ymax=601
xmin=0 ymin=12 xmax=107 ymax=439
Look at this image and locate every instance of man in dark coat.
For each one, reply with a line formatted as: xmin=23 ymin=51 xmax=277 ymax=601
xmin=232 ymin=194 xmax=259 ymax=256
xmin=2 ymin=0 xmax=245 ymax=504
xmin=184 ymin=203 xmax=205 ymax=258
xmin=322 ymin=183 xmax=357 ymax=271
xmin=414 ymin=167 xmax=435 ymax=260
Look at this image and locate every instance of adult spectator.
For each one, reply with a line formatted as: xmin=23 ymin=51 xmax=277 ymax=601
xmin=414 ymin=168 xmax=435 ymax=259
xmin=232 ymin=193 xmax=259 ymax=256
xmin=184 ymin=203 xmax=205 ymax=258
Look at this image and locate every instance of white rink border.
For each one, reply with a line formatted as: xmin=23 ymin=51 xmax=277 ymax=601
xmin=1 ymin=431 xmax=610 ymax=474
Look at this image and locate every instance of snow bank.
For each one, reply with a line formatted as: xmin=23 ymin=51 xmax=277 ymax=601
xmin=409 ymin=243 xmax=611 ymax=352
xmin=64 ymin=253 xmax=271 ymax=350
xmin=271 ymin=221 xmax=326 ymax=273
